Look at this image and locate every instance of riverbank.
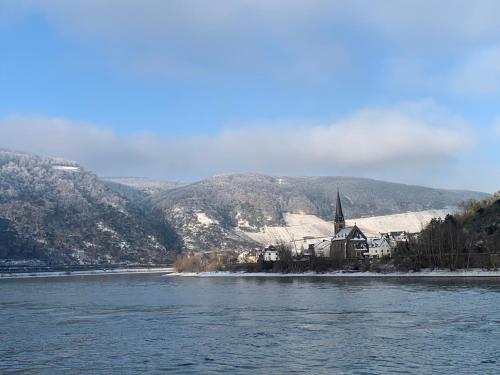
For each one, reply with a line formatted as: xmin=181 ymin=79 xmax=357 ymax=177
xmin=168 ymin=269 xmax=500 ymax=277
xmin=0 ymin=267 xmax=174 ymax=279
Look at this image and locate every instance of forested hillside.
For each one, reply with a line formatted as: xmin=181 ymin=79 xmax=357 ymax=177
xmin=149 ymin=174 xmax=489 ymax=251
xmin=0 ymin=149 xmax=180 ymax=265
xmin=394 ymin=193 xmax=500 ymax=270
xmin=0 ymin=149 xmax=492 ymax=262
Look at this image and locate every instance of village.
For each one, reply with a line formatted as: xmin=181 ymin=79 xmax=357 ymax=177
xmin=235 ymin=190 xmax=412 ymax=266
xmin=173 ymin=189 xmax=417 ymax=274
xmin=175 ymin=189 xmax=500 ymax=274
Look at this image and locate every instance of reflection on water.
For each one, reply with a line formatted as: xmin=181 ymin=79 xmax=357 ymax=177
xmin=1 ymin=275 xmax=500 ymax=374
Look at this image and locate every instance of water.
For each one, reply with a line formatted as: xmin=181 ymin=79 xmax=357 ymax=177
xmin=1 ymin=274 xmax=500 ymax=374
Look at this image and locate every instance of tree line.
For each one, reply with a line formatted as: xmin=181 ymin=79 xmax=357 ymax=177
xmin=393 ymin=192 xmax=500 ymax=271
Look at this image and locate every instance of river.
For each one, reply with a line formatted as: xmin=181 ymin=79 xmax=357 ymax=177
xmin=1 ymin=274 xmax=499 ymax=374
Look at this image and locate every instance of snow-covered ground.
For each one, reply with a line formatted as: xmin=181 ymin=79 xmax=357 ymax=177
xmin=243 ymin=209 xmax=452 ymax=245
xmin=52 ymin=165 xmax=80 ymax=172
xmin=168 ymin=269 xmax=500 ymax=278
xmin=195 ymin=212 xmax=218 ymax=226
xmin=6 ymin=267 xmax=499 ymax=279
xmin=0 ymin=268 xmax=174 ymax=279
xmin=347 ymin=209 xmax=452 ymax=236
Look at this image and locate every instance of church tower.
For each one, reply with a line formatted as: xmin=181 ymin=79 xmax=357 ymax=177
xmin=334 ymin=189 xmax=345 ymax=235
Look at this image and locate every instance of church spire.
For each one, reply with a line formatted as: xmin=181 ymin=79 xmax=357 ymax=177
xmin=335 ymin=189 xmax=344 ymax=223
xmin=334 ymin=189 xmax=345 ymax=235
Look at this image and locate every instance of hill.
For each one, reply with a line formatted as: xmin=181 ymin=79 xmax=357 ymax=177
xmin=0 ymin=149 xmax=490 ymax=259
xmin=0 ymin=150 xmax=180 ymax=265
xmin=150 ymin=174 xmax=489 ymax=251
xmin=103 ymin=177 xmax=184 ymax=196
xmin=462 ymin=194 xmax=500 ymax=249
xmin=392 ymin=193 xmax=500 ymax=271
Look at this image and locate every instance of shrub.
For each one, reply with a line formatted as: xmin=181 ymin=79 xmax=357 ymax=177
xmin=174 ymin=255 xmax=203 ymax=273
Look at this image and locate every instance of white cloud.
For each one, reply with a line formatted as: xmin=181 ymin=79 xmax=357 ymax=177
xmin=7 ymin=0 xmax=348 ymax=81
xmin=21 ymin=0 xmax=500 ymax=42
xmin=349 ymin=0 xmax=500 ymax=43
xmin=6 ymin=0 xmax=500 ymax=80
xmin=0 ymin=103 xmax=474 ymax=183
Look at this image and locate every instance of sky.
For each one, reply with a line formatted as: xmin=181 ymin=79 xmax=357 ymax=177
xmin=0 ymin=0 xmax=499 ymax=193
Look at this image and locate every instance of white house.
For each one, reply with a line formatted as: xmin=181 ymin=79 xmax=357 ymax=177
xmin=381 ymin=231 xmax=409 ymax=243
xmin=263 ymin=246 xmax=279 ymax=262
xmin=368 ymin=236 xmax=395 ymax=258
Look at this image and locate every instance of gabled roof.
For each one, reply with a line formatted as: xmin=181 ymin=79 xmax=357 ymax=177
xmin=333 ymin=227 xmax=353 ymax=240
xmin=314 ymin=239 xmax=332 ymax=251
xmin=332 ymin=225 xmax=367 ymax=242
xmin=368 ymin=236 xmax=391 ymax=248
xmin=368 ymin=238 xmax=383 ymax=247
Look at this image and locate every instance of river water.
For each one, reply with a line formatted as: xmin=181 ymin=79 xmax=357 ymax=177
xmin=1 ymin=274 xmax=500 ymax=374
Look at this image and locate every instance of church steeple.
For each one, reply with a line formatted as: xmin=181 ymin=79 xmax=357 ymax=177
xmin=334 ymin=189 xmax=345 ymax=234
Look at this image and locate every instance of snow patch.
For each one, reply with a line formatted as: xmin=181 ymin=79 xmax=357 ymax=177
xmin=96 ymin=222 xmax=118 ymax=235
xmin=118 ymin=241 xmax=129 ymax=250
xmin=236 ymin=212 xmax=255 ymax=229
xmin=52 ymin=165 xmax=80 ymax=172
xmin=195 ymin=212 xmax=218 ymax=226
xmin=168 ymin=269 xmax=500 ymax=278
xmin=243 ymin=209 xmax=453 ymax=246
xmin=346 ymin=209 xmax=451 ymax=236
xmin=343 ymin=194 xmax=353 ymax=204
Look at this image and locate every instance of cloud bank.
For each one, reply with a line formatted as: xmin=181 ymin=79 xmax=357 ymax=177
xmin=5 ymin=0 xmax=500 ymax=84
xmin=0 ymin=103 xmax=473 ymax=185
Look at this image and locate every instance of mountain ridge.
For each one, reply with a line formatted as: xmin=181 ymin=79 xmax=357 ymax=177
xmin=0 ymin=149 xmax=180 ymax=265
xmin=0 ymin=148 xmax=491 ymax=259
xmin=148 ymin=173 xmax=489 ymax=251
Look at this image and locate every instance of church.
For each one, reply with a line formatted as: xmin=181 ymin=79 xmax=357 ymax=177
xmin=330 ymin=190 xmax=369 ymax=259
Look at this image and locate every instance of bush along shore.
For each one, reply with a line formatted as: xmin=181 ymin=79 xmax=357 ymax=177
xmin=174 ymin=251 xmax=499 ymax=275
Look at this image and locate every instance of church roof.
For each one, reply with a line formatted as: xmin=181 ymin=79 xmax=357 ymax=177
xmin=333 ymin=227 xmax=354 ymax=240
xmin=335 ymin=189 xmax=345 ymax=223
xmin=332 ymin=225 xmax=367 ymax=241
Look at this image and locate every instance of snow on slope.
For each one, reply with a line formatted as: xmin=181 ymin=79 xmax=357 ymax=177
xmin=244 ymin=213 xmax=335 ymax=245
xmin=346 ymin=209 xmax=451 ymax=237
xmin=243 ymin=209 xmax=452 ymax=245
xmin=195 ymin=212 xmax=218 ymax=226
xmin=52 ymin=165 xmax=80 ymax=172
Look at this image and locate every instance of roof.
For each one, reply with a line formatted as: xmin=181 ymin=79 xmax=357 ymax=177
xmin=314 ymin=239 xmax=331 ymax=251
xmin=333 ymin=227 xmax=353 ymax=240
xmin=264 ymin=248 xmax=279 ymax=253
xmin=368 ymin=238 xmax=383 ymax=247
xmin=333 ymin=225 xmax=367 ymax=241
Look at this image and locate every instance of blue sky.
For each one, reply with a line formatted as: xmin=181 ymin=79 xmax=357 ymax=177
xmin=1 ymin=1 xmax=499 ymax=192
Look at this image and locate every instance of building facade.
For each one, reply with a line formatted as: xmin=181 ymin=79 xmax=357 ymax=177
xmin=367 ymin=236 xmax=394 ymax=258
xmin=262 ymin=245 xmax=279 ymax=262
xmin=330 ymin=190 xmax=369 ymax=259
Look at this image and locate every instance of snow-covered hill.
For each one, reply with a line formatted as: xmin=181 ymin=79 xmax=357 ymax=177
xmin=0 ymin=149 xmax=180 ymax=265
xmin=1 ymin=149 xmax=489 ymax=259
xmin=103 ymin=177 xmax=184 ymax=195
xmin=242 ymin=209 xmax=452 ymax=246
xmin=148 ymin=174 xmax=488 ymax=251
